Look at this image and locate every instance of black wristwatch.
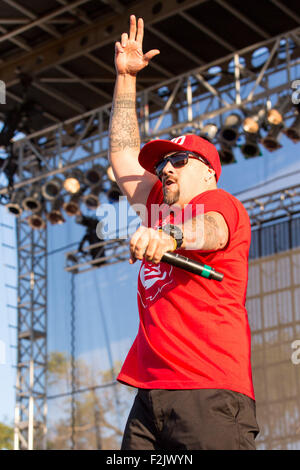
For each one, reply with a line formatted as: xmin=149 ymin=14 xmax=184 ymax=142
xmin=160 ymin=224 xmax=184 ymax=249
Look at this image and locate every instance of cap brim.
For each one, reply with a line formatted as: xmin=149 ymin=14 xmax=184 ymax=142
xmin=138 ymin=140 xmax=192 ymax=175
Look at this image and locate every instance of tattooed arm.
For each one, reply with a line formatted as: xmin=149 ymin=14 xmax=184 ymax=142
xmin=108 ymin=16 xmax=159 ymax=207
xmin=180 ymin=211 xmax=229 ymax=251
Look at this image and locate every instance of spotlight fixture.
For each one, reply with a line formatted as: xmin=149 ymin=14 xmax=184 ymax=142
xmin=85 ymin=165 xmax=104 ymax=187
xmin=63 ymin=194 xmax=81 ymax=216
xmin=242 ymin=109 xmax=266 ymax=134
xmin=42 ymin=177 xmax=62 ymax=200
xmin=241 ymin=133 xmax=261 ymax=158
xmin=6 ymin=189 xmax=26 ymax=217
xmin=63 ymin=169 xmax=83 ymax=194
xmin=27 ymin=211 xmax=46 ymax=230
xmin=218 ymin=145 xmax=236 ymax=165
xmin=219 ymin=113 xmax=242 ymax=146
xmin=107 ymin=182 xmax=122 ymax=202
xmin=22 ymin=184 xmax=42 ymax=213
xmin=267 ymin=95 xmax=291 ymax=126
xmin=199 ymin=124 xmax=218 ymax=142
xmin=106 ymin=165 xmax=116 ymax=182
xmin=261 ymin=124 xmax=283 ymax=152
xmin=46 ymin=197 xmax=65 ymax=225
xmin=284 ymin=111 xmax=300 ymax=142
xmin=82 ymin=184 xmax=102 ymax=210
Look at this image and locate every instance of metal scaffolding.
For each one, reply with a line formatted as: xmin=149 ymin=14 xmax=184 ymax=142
xmin=14 ymin=218 xmax=47 ymax=450
xmin=4 ymin=23 xmax=299 ymax=449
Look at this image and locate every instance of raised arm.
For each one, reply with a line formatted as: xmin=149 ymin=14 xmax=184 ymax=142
xmin=108 ymin=16 xmax=160 ymax=207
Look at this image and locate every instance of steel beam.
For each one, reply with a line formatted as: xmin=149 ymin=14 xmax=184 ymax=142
xmin=1 ymin=0 xmax=207 ymax=88
xmin=214 ymin=0 xmax=270 ymax=39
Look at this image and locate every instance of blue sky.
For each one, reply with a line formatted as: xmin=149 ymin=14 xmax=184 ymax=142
xmin=0 ymin=127 xmax=299 ymax=428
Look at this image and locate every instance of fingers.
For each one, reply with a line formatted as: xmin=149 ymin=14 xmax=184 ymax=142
xmin=129 ymin=14 xmax=137 ymax=41
xmin=144 ymin=49 xmax=160 ymax=62
xmin=121 ymin=32 xmax=128 ymax=48
xmin=136 ymin=17 xmax=144 ymax=45
xmin=130 ymin=226 xmax=149 ymax=262
xmin=129 ymin=227 xmax=171 ymax=265
xmin=115 ymin=41 xmax=124 ymax=54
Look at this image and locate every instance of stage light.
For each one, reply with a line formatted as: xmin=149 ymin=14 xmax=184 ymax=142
xmin=85 ymin=165 xmax=104 ymax=187
xmin=219 ymin=113 xmax=242 ymax=146
xmin=42 ymin=177 xmax=62 ymax=200
xmin=63 ymin=194 xmax=81 ymax=216
xmin=242 ymin=109 xmax=266 ymax=134
xmin=6 ymin=189 xmax=26 ymax=217
xmin=284 ymin=112 xmax=300 ymax=142
xmin=82 ymin=184 xmax=102 ymax=210
xmin=63 ymin=169 xmax=83 ymax=194
xmin=46 ymin=197 xmax=65 ymax=225
xmin=267 ymin=95 xmax=291 ymax=126
xmin=106 ymin=165 xmax=116 ymax=182
xmin=241 ymin=133 xmax=261 ymax=158
xmin=107 ymin=182 xmax=122 ymax=202
xmin=27 ymin=211 xmax=46 ymax=230
xmin=22 ymin=184 xmax=42 ymax=213
xmin=199 ymin=124 xmax=218 ymax=142
xmin=261 ymin=124 xmax=283 ymax=152
xmin=218 ymin=145 xmax=236 ymax=165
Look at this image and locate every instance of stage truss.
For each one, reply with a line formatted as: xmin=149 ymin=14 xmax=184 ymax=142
xmin=5 ymin=25 xmax=300 ymax=449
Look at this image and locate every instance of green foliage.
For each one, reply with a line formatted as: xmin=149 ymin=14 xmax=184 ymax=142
xmin=0 ymin=422 xmax=13 ymax=450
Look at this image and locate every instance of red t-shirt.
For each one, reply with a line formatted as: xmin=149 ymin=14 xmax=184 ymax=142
xmin=117 ymin=181 xmax=255 ymax=399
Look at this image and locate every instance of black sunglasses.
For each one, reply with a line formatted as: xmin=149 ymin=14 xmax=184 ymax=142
xmin=155 ymin=151 xmax=211 ymax=179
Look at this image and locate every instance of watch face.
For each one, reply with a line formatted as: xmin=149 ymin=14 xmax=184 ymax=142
xmin=162 ymin=224 xmax=183 ymax=247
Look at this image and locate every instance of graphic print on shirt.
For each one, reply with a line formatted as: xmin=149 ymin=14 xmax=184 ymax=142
xmin=138 ymin=261 xmax=174 ymax=308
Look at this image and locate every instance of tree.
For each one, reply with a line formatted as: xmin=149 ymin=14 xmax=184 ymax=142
xmin=0 ymin=422 xmax=13 ymax=450
xmin=46 ymin=351 xmax=134 ymax=450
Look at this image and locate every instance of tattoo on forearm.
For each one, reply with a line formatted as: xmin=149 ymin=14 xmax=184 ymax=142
xmin=109 ymin=94 xmax=140 ymax=151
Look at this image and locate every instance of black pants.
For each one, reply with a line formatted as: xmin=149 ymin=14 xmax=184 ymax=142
xmin=121 ymin=388 xmax=259 ymax=450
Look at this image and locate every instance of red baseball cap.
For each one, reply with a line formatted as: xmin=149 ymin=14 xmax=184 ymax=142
xmin=138 ymin=134 xmax=222 ymax=182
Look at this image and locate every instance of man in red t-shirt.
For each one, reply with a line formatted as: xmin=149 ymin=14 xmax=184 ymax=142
xmin=109 ymin=15 xmax=259 ymax=450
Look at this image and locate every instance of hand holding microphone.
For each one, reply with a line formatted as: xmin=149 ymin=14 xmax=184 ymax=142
xmin=129 ymin=225 xmax=224 ymax=282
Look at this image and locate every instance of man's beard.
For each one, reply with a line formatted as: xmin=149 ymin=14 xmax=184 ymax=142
xmin=163 ymin=185 xmax=180 ymax=205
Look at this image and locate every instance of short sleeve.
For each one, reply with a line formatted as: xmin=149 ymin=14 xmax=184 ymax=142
xmin=191 ymin=189 xmax=239 ymax=240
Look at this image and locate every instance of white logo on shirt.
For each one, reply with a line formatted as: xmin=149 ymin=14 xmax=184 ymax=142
xmin=138 ymin=262 xmax=174 ymax=307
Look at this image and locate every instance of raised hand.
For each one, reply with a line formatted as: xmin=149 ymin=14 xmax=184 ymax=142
xmin=115 ymin=15 xmax=160 ymax=76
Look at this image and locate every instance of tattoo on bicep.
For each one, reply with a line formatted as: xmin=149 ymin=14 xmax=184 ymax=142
xmin=203 ymin=215 xmax=219 ymax=247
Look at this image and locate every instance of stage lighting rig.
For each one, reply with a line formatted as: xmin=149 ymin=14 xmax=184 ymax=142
xmin=63 ymin=193 xmax=82 ymax=216
xmin=107 ymin=182 xmax=122 ymax=202
xmin=41 ymin=177 xmax=63 ymax=200
xmin=27 ymin=210 xmax=46 ymax=230
xmin=219 ymin=113 xmax=242 ymax=147
xmin=85 ymin=165 xmax=104 ymax=187
xmin=46 ymin=197 xmax=65 ymax=225
xmin=76 ymin=214 xmax=106 ymax=267
xmin=261 ymin=124 xmax=283 ymax=152
xmin=82 ymin=184 xmax=102 ymax=210
xmin=6 ymin=189 xmax=26 ymax=217
xmin=199 ymin=124 xmax=218 ymax=143
xmin=63 ymin=169 xmax=84 ymax=194
xmin=22 ymin=184 xmax=43 ymax=213
xmin=284 ymin=106 xmax=300 ymax=142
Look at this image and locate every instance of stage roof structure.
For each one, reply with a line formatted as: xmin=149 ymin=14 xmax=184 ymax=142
xmin=1 ymin=0 xmax=300 ymax=133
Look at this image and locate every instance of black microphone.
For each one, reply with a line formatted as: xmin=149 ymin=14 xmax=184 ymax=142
xmin=161 ymin=251 xmax=224 ymax=282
